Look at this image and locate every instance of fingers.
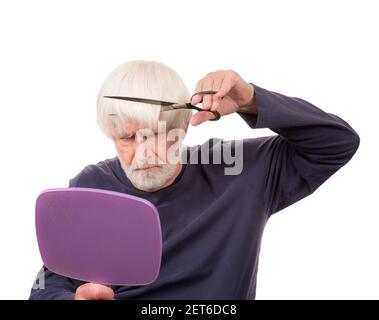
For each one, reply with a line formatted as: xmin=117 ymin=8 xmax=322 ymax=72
xmin=190 ymin=70 xmax=252 ymax=126
xmin=191 ymin=81 xmax=204 ymax=105
xmin=210 ymin=95 xmax=221 ymax=111
xmin=190 ymin=71 xmax=241 ymax=125
xmin=210 ymin=77 xmax=223 ymax=109
xmin=190 ymin=110 xmax=219 ymax=126
xmin=75 ymin=283 xmax=115 ymax=300
xmin=214 ymin=75 xmax=234 ymax=100
xmin=201 ymin=77 xmax=215 ymax=110
xmin=191 ymin=71 xmax=225 ymax=108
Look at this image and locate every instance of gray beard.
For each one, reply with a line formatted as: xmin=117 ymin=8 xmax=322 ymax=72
xmin=118 ymin=156 xmax=179 ymax=191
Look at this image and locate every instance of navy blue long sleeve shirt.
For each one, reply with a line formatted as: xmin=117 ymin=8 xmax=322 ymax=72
xmin=29 ymin=84 xmax=360 ymax=300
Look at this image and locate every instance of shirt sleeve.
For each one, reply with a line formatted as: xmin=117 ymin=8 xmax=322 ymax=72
xmin=28 ymin=266 xmax=84 ymax=300
xmin=237 ymin=83 xmax=360 ymax=217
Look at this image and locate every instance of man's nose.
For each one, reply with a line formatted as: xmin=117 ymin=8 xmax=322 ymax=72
xmin=134 ymin=139 xmax=156 ymax=163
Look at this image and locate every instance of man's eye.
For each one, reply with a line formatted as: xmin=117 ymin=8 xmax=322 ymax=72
xmin=121 ymin=135 xmax=135 ymax=140
xmin=139 ymin=132 xmax=159 ymax=140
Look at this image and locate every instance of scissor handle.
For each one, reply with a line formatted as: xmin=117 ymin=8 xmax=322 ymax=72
xmin=189 ymin=90 xmax=221 ymax=121
xmin=185 ymin=105 xmax=220 ymax=121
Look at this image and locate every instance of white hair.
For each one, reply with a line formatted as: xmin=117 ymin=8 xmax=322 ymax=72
xmin=96 ymin=60 xmax=192 ymax=140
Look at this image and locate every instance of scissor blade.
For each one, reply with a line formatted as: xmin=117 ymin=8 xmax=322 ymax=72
xmin=160 ymin=103 xmax=190 ymax=112
xmin=103 ymin=95 xmax=176 ymax=107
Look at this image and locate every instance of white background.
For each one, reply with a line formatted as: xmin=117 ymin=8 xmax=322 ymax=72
xmin=0 ymin=0 xmax=377 ymax=299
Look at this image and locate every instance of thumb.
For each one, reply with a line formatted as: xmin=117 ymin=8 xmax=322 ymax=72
xmin=75 ymin=283 xmax=115 ymax=300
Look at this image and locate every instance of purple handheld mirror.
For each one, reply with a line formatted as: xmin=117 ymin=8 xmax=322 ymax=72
xmin=35 ymin=187 xmax=162 ymax=286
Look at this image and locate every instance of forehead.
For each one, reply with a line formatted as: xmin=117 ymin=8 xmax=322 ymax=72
xmin=122 ymin=118 xmax=159 ymax=134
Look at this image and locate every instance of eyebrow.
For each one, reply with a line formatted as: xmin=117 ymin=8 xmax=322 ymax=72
xmin=119 ymin=128 xmax=158 ymax=139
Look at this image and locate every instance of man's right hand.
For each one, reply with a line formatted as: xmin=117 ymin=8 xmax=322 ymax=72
xmin=75 ymin=283 xmax=115 ymax=300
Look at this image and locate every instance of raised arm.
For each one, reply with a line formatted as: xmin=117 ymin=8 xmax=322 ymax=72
xmin=237 ymin=83 xmax=360 ymax=216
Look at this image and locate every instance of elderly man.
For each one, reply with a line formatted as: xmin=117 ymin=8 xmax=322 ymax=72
xmin=29 ymin=60 xmax=359 ymax=300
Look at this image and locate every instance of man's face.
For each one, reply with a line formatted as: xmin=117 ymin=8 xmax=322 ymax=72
xmin=114 ymin=119 xmax=185 ymax=192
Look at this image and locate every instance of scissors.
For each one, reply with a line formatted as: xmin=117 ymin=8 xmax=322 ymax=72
xmin=103 ymin=90 xmax=221 ymax=121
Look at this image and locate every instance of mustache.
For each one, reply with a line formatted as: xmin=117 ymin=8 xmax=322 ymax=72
xmin=130 ymin=160 xmax=164 ymax=171
xmin=134 ymin=165 xmax=163 ymax=170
